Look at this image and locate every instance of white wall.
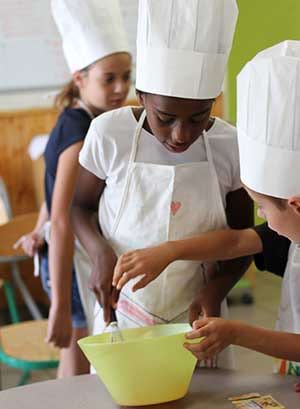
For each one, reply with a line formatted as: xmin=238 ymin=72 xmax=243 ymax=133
xmin=0 ymin=89 xmax=57 ymax=111
xmin=0 ymin=86 xmax=137 ymax=112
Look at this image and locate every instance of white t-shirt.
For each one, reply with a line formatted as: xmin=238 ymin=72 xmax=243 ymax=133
xmin=79 ymin=106 xmax=241 ymax=235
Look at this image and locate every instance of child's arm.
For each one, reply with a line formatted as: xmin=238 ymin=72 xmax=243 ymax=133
xmin=47 ymin=141 xmax=83 ymax=348
xmin=71 ymin=166 xmax=118 ymax=324
xmin=113 ymin=227 xmax=262 ymax=291
xmin=185 ymin=317 xmax=300 ymax=363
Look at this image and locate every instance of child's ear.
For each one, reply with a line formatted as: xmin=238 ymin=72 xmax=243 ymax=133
xmin=72 ymin=70 xmax=85 ymax=89
xmin=288 ymin=196 xmax=300 ymax=215
xmin=136 ymin=90 xmax=146 ymax=107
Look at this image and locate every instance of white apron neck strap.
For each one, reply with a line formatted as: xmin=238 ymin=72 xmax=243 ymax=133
xmin=203 ymin=128 xmax=219 ymax=182
xmin=76 ymin=99 xmax=95 ymax=120
xmin=109 ymin=109 xmax=146 ymax=238
xmin=203 ymin=130 xmax=214 ymax=165
xmin=129 ymin=109 xmax=147 ymax=164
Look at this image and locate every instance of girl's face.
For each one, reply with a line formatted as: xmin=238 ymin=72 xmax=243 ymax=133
xmin=246 ymin=187 xmax=300 ymax=243
xmin=137 ymin=93 xmax=214 ymax=153
xmin=74 ymin=52 xmax=131 ymax=115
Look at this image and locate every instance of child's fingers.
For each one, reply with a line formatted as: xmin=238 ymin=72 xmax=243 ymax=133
xmin=186 ymin=326 xmax=209 ymax=341
xmin=192 ymin=318 xmax=210 ymax=330
xmin=185 ymin=320 xmax=210 ymax=340
xmin=184 ymin=336 xmax=213 ymax=356
xmin=115 ymin=267 xmax=141 ymax=290
xmin=188 ymin=343 xmax=219 ymax=361
xmin=132 ymin=274 xmax=151 ymax=292
xmin=13 ymin=235 xmax=26 ymax=250
xmin=113 ymin=257 xmax=134 ymax=286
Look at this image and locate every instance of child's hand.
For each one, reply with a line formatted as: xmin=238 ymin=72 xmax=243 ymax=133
xmin=14 ymin=231 xmax=45 ymax=257
xmin=184 ymin=317 xmax=238 ymax=360
xmin=112 ymin=243 xmax=175 ymax=292
xmin=89 ymin=246 xmax=119 ymax=324
xmin=46 ymin=303 xmax=72 ymax=348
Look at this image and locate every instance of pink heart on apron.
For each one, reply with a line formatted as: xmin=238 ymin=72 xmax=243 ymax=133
xmin=171 ymin=201 xmax=182 ymax=216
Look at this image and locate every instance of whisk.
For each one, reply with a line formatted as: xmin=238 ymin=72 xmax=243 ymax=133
xmin=107 ymin=309 xmax=124 ymax=343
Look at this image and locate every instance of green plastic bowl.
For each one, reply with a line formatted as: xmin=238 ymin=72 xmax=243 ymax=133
xmin=78 ymin=323 xmax=199 ymax=406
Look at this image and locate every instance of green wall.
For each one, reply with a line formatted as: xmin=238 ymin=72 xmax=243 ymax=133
xmin=228 ymin=0 xmax=300 ymax=123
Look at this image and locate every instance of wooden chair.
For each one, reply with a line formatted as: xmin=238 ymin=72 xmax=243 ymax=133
xmin=0 ymin=177 xmax=42 ymax=319
xmin=0 ymin=178 xmax=59 ymax=385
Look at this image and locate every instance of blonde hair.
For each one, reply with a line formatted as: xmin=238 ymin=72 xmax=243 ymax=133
xmin=54 ymin=80 xmax=79 ymax=112
xmin=54 ymin=65 xmax=92 ymax=112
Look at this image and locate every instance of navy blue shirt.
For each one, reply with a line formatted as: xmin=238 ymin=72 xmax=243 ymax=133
xmin=253 ymin=223 xmax=290 ymax=277
xmin=44 ymin=108 xmax=92 ymax=213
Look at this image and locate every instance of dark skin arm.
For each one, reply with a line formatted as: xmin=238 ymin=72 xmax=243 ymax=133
xmin=189 ymin=187 xmax=254 ymax=321
xmin=219 ymin=186 xmax=255 ymax=294
xmin=70 ymin=166 xmax=118 ymax=325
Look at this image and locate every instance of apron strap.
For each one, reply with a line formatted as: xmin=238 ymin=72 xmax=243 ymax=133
xmin=129 ymin=109 xmax=147 ymax=163
xmin=110 ymin=109 xmax=146 ymax=237
xmin=76 ymin=99 xmax=95 ymax=120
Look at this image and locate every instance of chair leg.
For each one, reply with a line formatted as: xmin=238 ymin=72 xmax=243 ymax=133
xmin=18 ymin=370 xmax=31 ymax=386
xmin=3 ymin=280 xmax=20 ymax=324
xmin=11 ymin=262 xmax=43 ymax=320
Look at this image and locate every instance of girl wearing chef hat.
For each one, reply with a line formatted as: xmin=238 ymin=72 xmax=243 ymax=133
xmin=177 ymin=40 xmax=300 ymax=389
xmin=20 ymin=0 xmax=131 ymax=377
xmin=72 ymin=0 xmax=253 ymax=369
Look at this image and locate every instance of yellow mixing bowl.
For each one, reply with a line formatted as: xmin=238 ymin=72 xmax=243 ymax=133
xmin=78 ymin=323 xmax=199 ymax=406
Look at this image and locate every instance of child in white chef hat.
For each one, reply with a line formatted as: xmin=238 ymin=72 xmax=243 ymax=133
xmin=19 ymin=0 xmax=131 ymax=377
xmin=72 ymin=0 xmax=253 ymax=370
xmin=114 ymin=39 xmax=300 ymax=389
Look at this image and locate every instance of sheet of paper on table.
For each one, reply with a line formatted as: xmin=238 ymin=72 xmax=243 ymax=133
xmin=231 ymin=394 xmax=285 ymax=408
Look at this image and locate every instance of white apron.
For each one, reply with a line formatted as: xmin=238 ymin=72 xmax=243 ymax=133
xmin=93 ymin=110 xmax=234 ymax=369
xmin=276 ymin=243 xmax=300 ymax=375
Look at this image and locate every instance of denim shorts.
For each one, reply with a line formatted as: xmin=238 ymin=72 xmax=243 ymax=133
xmin=40 ymin=254 xmax=87 ymax=329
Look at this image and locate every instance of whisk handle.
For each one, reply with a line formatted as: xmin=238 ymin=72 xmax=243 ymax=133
xmin=110 ymin=308 xmax=117 ymax=322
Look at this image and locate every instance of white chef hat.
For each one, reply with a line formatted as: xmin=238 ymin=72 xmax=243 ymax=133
xmin=51 ymin=0 xmax=130 ymax=73
xmin=237 ymin=40 xmax=300 ymax=199
xmin=136 ymin=0 xmax=238 ymax=99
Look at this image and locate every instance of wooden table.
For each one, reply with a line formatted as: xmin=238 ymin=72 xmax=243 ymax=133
xmin=1 ymin=369 xmax=300 ymax=409
xmin=0 ymin=212 xmax=42 ymax=319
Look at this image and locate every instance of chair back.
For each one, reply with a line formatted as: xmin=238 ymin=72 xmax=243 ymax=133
xmin=0 ymin=177 xmax=12 ymax=223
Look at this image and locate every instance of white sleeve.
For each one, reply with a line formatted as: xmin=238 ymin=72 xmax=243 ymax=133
xmin=219 ymin=123 xmax=242 ymax=193
xmin=219 ymin=137 xmax=242 ymax=193
xmin=231 ymin=147 xmax=242 ymax=192
xmin=210 ymin=123 xmax=242 ymax=203
xmin=79 ymin=119 xmax=107 ymax=180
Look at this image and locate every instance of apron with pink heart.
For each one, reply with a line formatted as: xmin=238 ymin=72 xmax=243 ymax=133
xmin=94 ymin=109 xmax=235 ymax=369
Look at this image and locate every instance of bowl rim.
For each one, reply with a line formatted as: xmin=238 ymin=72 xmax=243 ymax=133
xmin=78 ymin=323 xmax=193 ymax=347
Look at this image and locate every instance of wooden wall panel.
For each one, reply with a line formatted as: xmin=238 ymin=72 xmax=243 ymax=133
xmin=0 ymin=108 xmax=57 ymax=312
xmin=0 ymin=108 xmax=58 ymax=216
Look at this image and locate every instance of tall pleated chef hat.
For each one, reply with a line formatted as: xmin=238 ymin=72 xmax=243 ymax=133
xmin=51 ymin=0 xmax=130 ymax=73
xmin=136 ymin=0 xmax=238 ymax=99
xmin=237 ymin=40 xmax=300 ymax=199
